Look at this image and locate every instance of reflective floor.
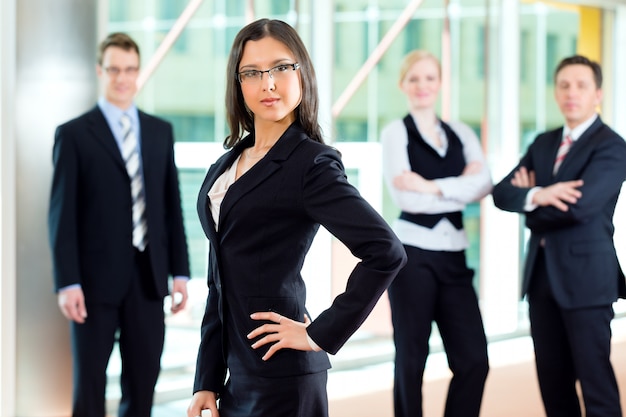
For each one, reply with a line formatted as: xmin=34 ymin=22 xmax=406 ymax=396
xmin=107 ymin=317 xmax=626 ymax=417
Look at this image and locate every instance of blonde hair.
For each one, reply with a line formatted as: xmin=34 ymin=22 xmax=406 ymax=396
xmin=398 ymin=50 xmax=441 ymax=84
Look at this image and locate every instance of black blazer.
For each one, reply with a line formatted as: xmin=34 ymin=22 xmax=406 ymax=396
xmin=48 ymin=106 xmax=190 ymax=303
xmin=492 ymin=117 xmax=626 ymax=309
xmin=193 ymin=123 xmax=406 ymax=393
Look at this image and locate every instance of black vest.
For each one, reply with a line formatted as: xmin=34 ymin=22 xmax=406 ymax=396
xmin=399 ymin=114 xmax=465 ymax=230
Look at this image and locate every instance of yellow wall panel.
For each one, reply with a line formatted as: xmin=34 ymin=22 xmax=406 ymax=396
xmin=578 ymin=6 xmax=602 ymax=62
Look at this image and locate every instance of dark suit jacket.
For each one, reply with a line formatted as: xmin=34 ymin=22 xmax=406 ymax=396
xmin=193 ymin=122 xmax=406 ymax=394
xmin=48 ymin=106 xmax=190 ymax=304
xmin=492 ymin=116 xmax=626 ymax=309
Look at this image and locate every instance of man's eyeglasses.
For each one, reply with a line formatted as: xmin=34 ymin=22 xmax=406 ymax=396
xmin=237 ymin=63 xmax=300 ymax=85
xmin=103 ymin=66 xmax=140 ymax=77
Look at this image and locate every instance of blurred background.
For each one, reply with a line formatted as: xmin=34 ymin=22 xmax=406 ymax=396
xmin=3 ymin=0 xmax=626 ymax=416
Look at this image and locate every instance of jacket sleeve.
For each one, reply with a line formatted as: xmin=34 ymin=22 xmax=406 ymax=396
xmin=525 ymin=132 xmax=626 ymax=234
xmin=302 ymin=149 xmax=407 ymax=354
xmin=48 ymin=124 xmax=81 ymax=291
xmin=192 ymin=247 xmax=227 ymax=394
xmin=492 ymin=145 xmax=536 ymax=214
xmin=162 ymin=122 xmax=191 ymax=277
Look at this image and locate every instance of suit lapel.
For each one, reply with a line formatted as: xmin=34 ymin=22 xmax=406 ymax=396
xmin=218 ymin=124 xmax=307 ymax=227
xmin=197 ymin=123 xmax=308 ymax=241
xmin=197 ymin=147 xmax=241 ymax=242
xmin=218 ymin=157 xmax=280 ymax=227
xmin=554 ymin=117 xmax=603 ymax=178
xmin=87 ymin=107 xmax=127 ymax=172
xmin=533 ymin=129 xmax=563 ymax=184
xmin=138 ymin=111 xmax=154 ymax=181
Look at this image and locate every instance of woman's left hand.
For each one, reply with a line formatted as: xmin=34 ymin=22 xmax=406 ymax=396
xmin=248 ymin=312 xmax=312 ymax=360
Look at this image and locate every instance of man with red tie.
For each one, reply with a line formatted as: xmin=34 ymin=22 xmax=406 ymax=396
xmin=493 ymin=55 xmax=626 ymax=417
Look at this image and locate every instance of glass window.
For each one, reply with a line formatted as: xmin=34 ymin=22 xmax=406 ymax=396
xmin=178 ymin=168 xmax=209 ymax=279
xmin=109 ymin=1 xmax=127 ymax=22
xmin=158 ymin=2 xmax=188 ymax=53
xmin=519 ymin=3 xmax=578 ymax=139
xmin=167 ymin=114 xmax=215 ymax=143
xmin=404 ymin=19 xmax=422 ymax=52
xmin=545 ymin=33 xmax=560 ymax=84
xmin=476 ymin=25 xmax=486 ymax=80
xmin=335 ymin=119 xmax=367 ymax=142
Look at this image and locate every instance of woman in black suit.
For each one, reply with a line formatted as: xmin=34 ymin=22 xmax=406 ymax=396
xmin=186 ymin=19 xmax=407 ymax=417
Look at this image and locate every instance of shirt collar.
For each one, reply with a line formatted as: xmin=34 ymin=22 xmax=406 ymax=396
xmin=564 ymin=113 xmax=598 ymax=142
xmin=97 ymin=97 xmax=139 ymax=126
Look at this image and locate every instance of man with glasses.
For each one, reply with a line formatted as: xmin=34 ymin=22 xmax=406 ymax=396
xmin=48 ymin=32 xmax=190 ymax=417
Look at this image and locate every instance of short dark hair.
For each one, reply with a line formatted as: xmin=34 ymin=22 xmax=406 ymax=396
xmin=554 ymin=55 xmax=602 ymax=88
xmin=224 ymin=19 xmax=323 ymax=148
xmin=98 ymin=33 xmax=140 ymax=66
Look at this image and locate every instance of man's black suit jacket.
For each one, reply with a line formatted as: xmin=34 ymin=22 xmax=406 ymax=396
xmin=48 ymin=106 xmax=190 ymax=304
xmin=193 ymin=122 xmax=406 ymax=394
xmin=493 ymin=116 xmax=626 ymax=309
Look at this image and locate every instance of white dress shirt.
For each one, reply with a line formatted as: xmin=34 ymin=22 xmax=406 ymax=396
xmin=524 ymin=113 xmax=598 ymax=212
xmin=381 ymin=115 xmax=493 ymax=251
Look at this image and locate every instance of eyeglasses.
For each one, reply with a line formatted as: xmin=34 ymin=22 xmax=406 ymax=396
xmin=237 ymin=63 xmax=300 ymax=85
xmin=103 ymin=66 xmax=140 ymax=77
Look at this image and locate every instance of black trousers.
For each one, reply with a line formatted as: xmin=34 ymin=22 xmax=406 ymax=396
xmin=387 ymin=245 xmax=489 ymax=417
xmin=528 ymin=248 xmax=621 ymax=417
xmin=70 ymin=247 xmax=165 ymax=417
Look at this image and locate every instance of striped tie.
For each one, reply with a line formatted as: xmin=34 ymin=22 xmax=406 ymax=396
xmin=120 ymin=114 xmax=148 ymax=251
xmin=553 ymin=134 xmax=573 ymax=174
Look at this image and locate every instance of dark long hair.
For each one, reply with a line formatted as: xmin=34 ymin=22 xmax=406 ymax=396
xmin=224 ymin=19 xmax=323 ymax=148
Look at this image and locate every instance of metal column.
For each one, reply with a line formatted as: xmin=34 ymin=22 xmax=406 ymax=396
xmin=11 ymin=0 xmax=98 ymax=415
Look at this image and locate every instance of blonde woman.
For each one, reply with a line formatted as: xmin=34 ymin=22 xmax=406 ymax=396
xmin=381 ymin=50 xmax=492 ymax=417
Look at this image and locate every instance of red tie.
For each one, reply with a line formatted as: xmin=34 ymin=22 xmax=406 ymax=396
xmin=553 ymin=134 xmax=573 ymax=174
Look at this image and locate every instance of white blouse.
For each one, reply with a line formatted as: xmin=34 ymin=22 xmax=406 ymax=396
xmin=207 ymin=155 xmax=241 ymax=231
xmin=380 ymin=116 xmax=493 ymax=251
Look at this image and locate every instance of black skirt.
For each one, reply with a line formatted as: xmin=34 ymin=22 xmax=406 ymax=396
xmin=219 ymin=371 xmax=328 ymax=417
